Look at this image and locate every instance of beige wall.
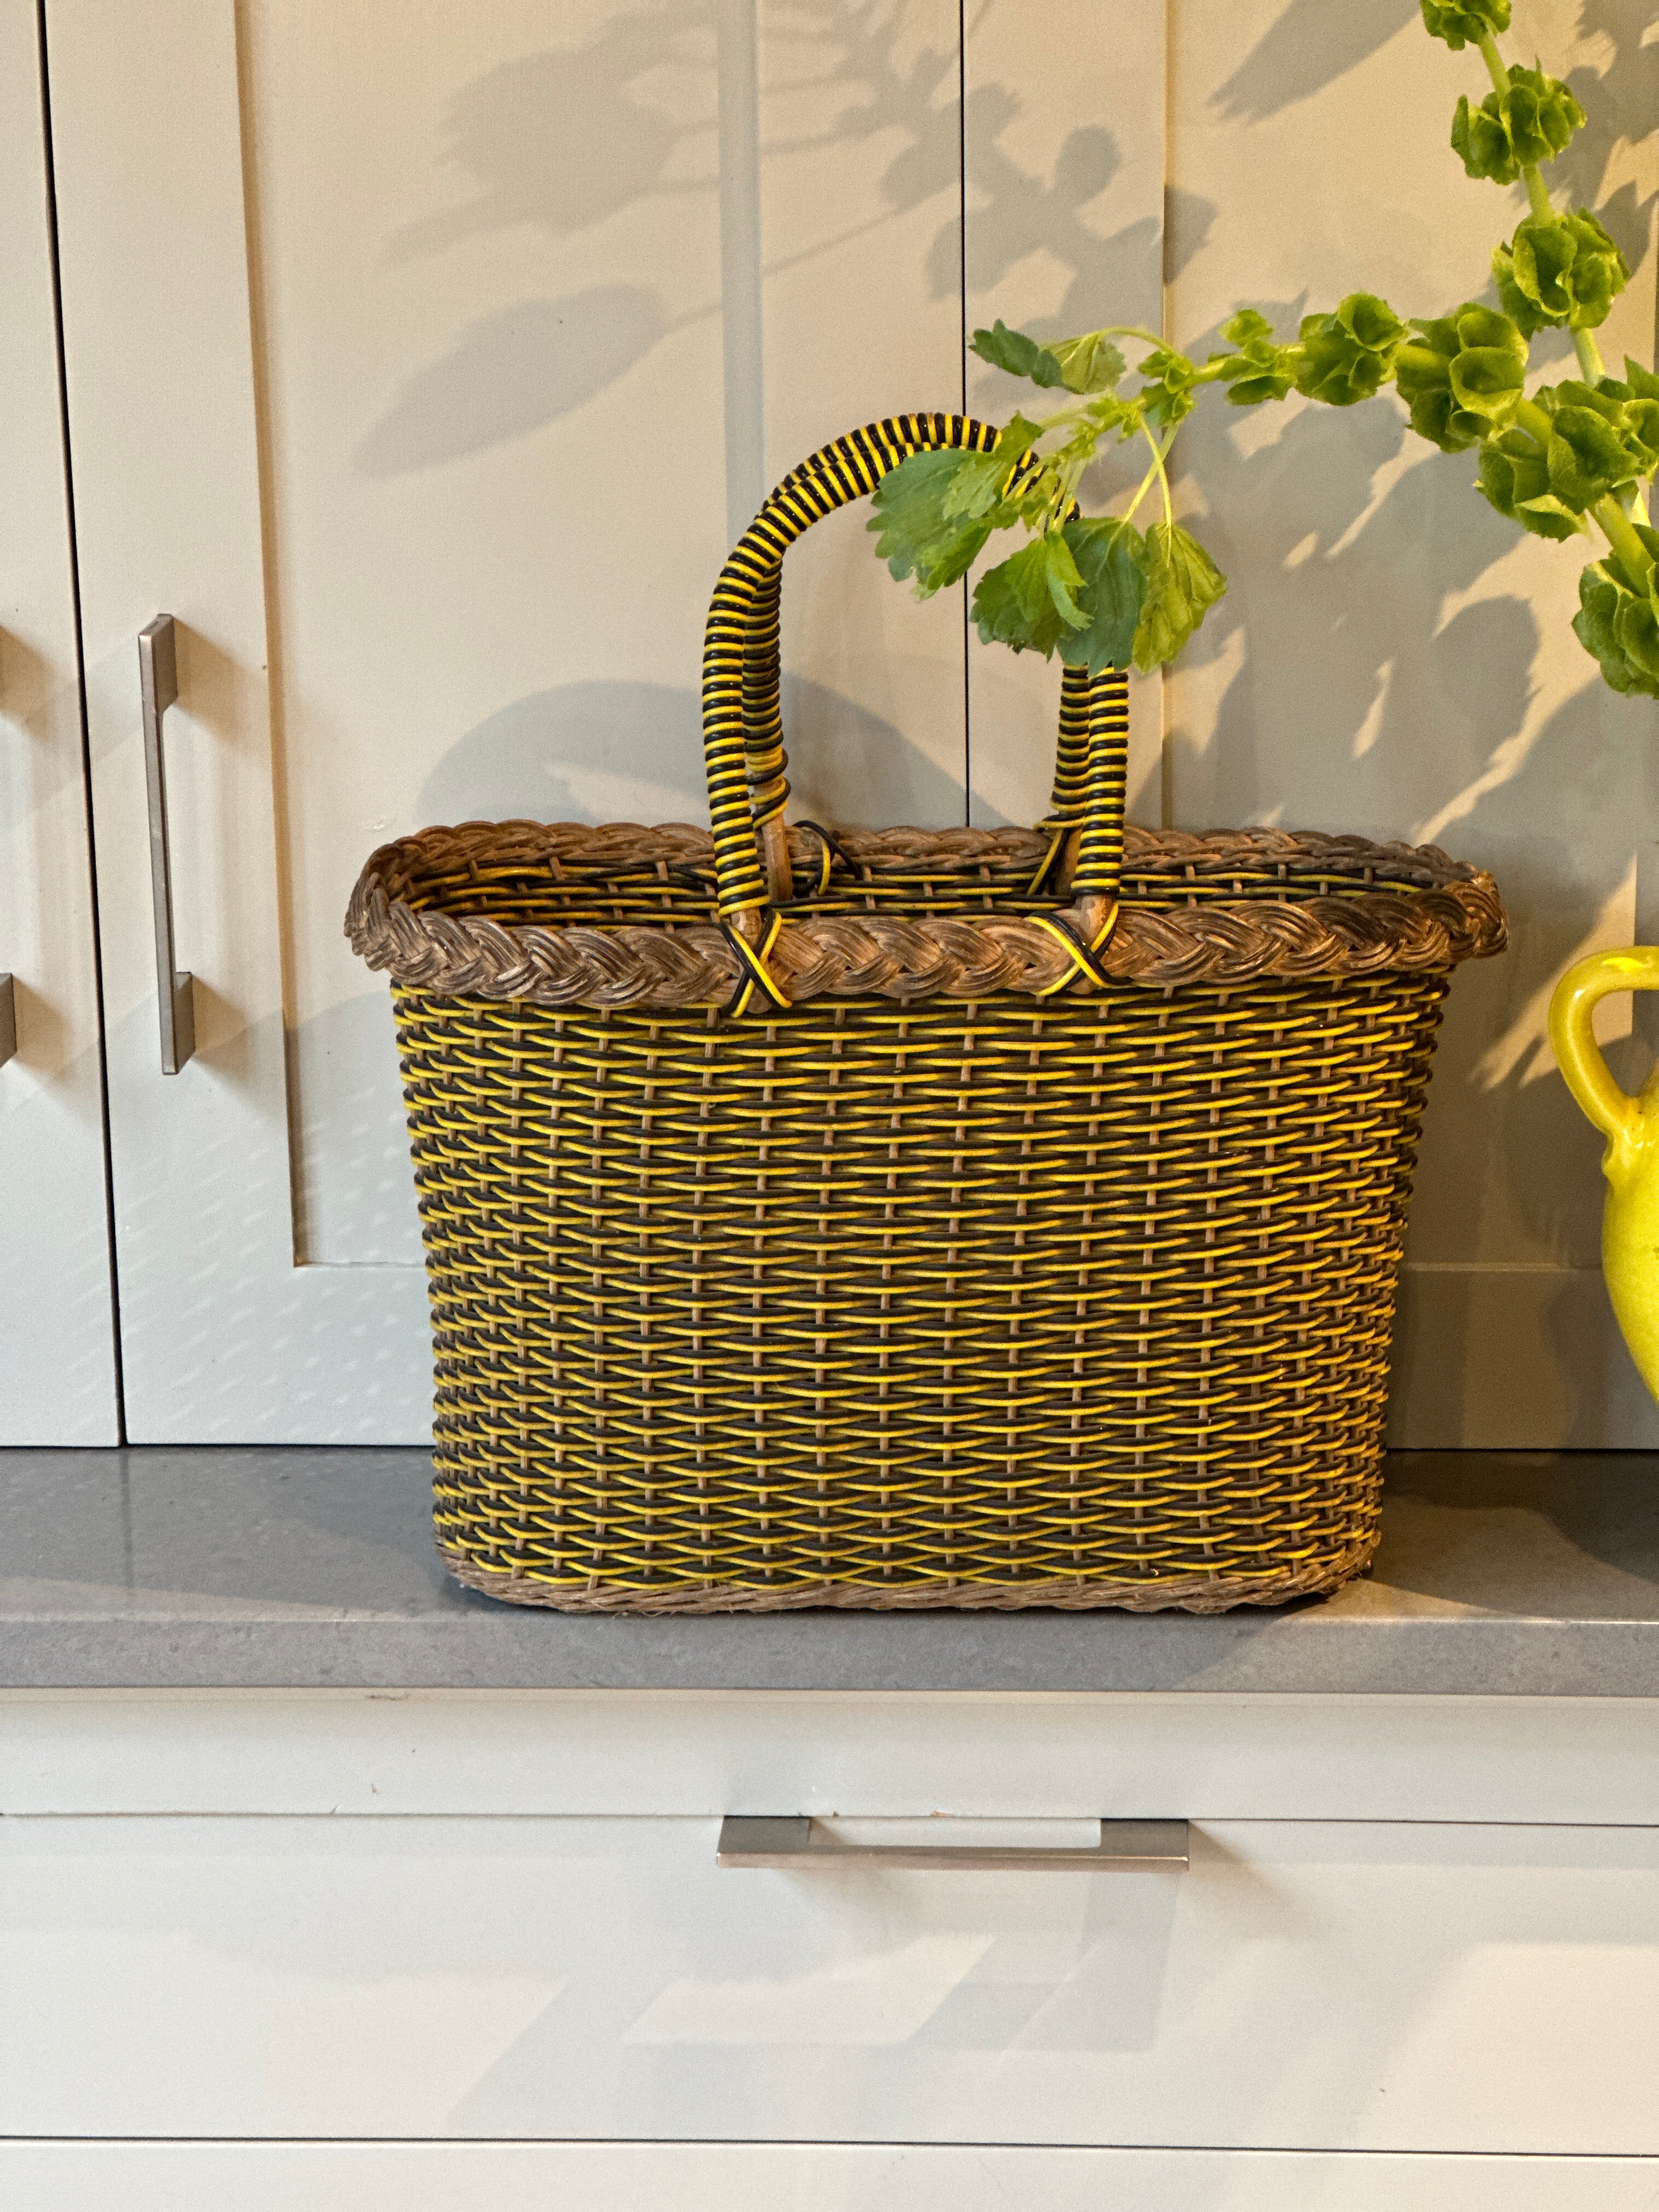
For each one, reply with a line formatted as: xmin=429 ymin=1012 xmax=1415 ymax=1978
xmin=1165 ymin=0 xmax=1659 ymax=1443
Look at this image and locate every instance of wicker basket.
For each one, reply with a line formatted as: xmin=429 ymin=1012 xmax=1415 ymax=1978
xmin=348 ymin=413 xmax=1506 ymax=1613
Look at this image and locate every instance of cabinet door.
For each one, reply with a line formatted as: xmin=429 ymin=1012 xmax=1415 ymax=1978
xmin=43 ymin=0 xmax=1165 ymax=1441
xmin=6 ymin=1813 xmax=1659 ymax=2149
xmin=0 ymin=0 xmax=117 ymax=1443
xmin=4 ymin=2143 xmax=1659 ymax=2212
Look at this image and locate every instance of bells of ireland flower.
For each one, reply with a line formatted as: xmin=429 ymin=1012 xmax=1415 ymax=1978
xmin=1575 ymin=526 xmax=1659 ymax=700
xmin=1477 ymin=426 xmax=1585 ymax=543
xmin=1452 ymin=66 xmax=1585 ymax=185
xmin=1420 ymin=0 xmax=1510 ymax=49
xmin=1539 ymin=381 xmax=1652 ymax=512
xmin=1395 ymin=304 xmax=1528 ymax=453
xmin=1293 ymin=294 xmax=1407 ymax=406
xmin=1494 ymin=210 xmax=1629 ymax=336
xmin=1214 ymin=308 xmax=1297 ymax=407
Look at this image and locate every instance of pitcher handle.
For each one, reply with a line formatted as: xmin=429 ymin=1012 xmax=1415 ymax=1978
xmin=1547 ymin=950 xmax=1659 ymax=1146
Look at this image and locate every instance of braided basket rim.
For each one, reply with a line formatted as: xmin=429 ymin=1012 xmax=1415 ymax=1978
xmin=347 ymin=818 xmax=1508 ymax=1011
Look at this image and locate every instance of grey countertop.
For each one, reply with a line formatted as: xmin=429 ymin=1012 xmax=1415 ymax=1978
xmin=3 ymin=1446 xmax=1658 ymax=1695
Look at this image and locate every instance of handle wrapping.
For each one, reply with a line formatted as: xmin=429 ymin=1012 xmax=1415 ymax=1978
xmin=703 ymin=416 xmax=1132 ymax=916
xmin=701 ymin=414 xmax=1130 ymax=962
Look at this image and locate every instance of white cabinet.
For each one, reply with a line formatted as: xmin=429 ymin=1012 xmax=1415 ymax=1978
xmin=5 ymin=2144 xmax=1659 ymax=2212
xmin=4 ymin=1685 xmax=1659 ymax=2179
xmin=0 ymin=0 xmax=117 ymax=1443
xmin=6 ymin=1807 xmax=1659 ymax=2147
xmin=37 ymin=0 xmax=1164 ymax=1442
xmin=29 ymin=1 xmax=1659 ymax=1443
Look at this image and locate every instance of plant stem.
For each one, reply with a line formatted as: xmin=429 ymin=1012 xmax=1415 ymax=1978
xmin=1122 ymin=422 xmax=1180 ymax=526
xmin=1479 ymin=30 xmax=1608 ymax=385
xmin=1476 ymin=30 xmax=1510 ymax=98
xmin=1520 ymin=163 xmax=1554 ymax=226
xmin=1148 ymin=425 xmax=1177 ymax=531
xmin=1571 ymin=324 xmax=1608 ymax=382
xmin=1592 ymin=491 xmax=1652 ymax=582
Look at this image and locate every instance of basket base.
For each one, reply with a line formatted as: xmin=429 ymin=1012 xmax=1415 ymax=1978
xmin=438 ymin=1536 xmax=1378 ymax=1616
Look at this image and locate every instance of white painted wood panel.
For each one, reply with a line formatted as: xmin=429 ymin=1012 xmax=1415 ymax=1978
xmin=46 ymin=0 xmax=431 ymax=1441
xmin=964 ymin=0 xmax=1166 ymax=833
xmin=759 ymin=0 xmax=972 ymax=836
xmin=5 ymin=1812 xmax=1659 ymax=2148
xmin=5 ymin=2142 xmax=1659 ymax=2212
xmin=1164 ymin=0 xmax=1659 ymax=1443
xmin=0 ymin=0 xmax=117 ymax=1442
xmin=46 ymin=1 xmax=1164 ymax=1440
xmin=7 ymin=1689 xmax=1659 ymax=1825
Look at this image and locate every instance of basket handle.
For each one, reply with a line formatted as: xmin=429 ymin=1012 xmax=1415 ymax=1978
xmin=701 ymin=414 xmax=1130 ymax=975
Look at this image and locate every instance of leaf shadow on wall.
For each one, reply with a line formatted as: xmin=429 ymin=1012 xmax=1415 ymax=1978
xmin=950 ymin=100 xmax=1177 ymax=479
xmin=1209 ymin=0 xmax=1423 ymax=125
xmin=355 ymin=1 xmax=983 ymax=476
xmin=356 ymin=290 xmax=669 ymax=476
xmin=1169 ymin=343 xmax=1659 ymax=1442
xmin=411 ymin=676 xmax=995 ymax=833
xmin=1161 ymin=0 xmax=1659 ymax=1442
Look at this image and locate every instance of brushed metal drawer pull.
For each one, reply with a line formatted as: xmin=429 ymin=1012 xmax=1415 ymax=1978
xmin=0 ymin=972 xmax=14 ymax=1065
xmin=138 ymin=614 xmax=195 ymax=1075
xmin=716 ymin=1816 xmax=1188 ymax=1871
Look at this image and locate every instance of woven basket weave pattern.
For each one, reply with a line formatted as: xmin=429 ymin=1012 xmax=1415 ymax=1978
xmin=396 ymin=949 xmax=1447 ymax=1612
xmin=349 ymin=414 xmax=1506 ymax=1611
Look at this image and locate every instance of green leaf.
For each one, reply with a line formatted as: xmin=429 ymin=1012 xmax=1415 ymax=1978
xmin=1420 ymin=0 xmax=1510 ymax=50
xmin=969 ymin=319 xmax=1040 ymax=378
xmin=1518 ymin=491 xmax=1593 ymax=534
xmin=1139 ymin=345 xmax=1200 ymax=430
xmin=1451 ymin=65 xmax=1584 ymax=184
xmin=972 ymin=539 xmax=1067 ymax=657
xmin=938 ymin=415 xmax=1040 ymax=526
xmin=1132 ymin=521 xmax=1227 ymax=672
xmin=1622 ymin=399 xmax=1659 ymax=474
xmin=1476 ymin=431 xmax=1587 ymax=540
xmin=1294 ymin=291 xmax=1407 ymax=407
xmin=1626 ymin=358 xmax=1659 ymax=403
xmin=1085 ymin=391 xmax=1143 ymax=439
xmin=1220 ymin=308 xmax=1274 ymax=348
xmin=1396 ymin=303 xmax=1528 ymax=452
xmin=1451 ymin=95 xmax=1516 ymax=183
xmin=1555 ymin=374 xmax=1659 ymax=478
xmin=969 ymin=319 xmax=1065 ymax=388
xmin=1548 ymin=403 xmax=1643 ymax=510
xmin=867 ymin=448 xmax=996 ymax=597
xmin=1043 ymin=532 xmax=1090 ymax=629
xmin=1211 ymin=306 xmax=1298 ymax=407
xmin=1575 ymin=557 xmax=1659 ymax=699
xmin=1493 ymin=209 xmax=1628 ymax=336
xmin=1047 ymin=331 xmax=1127 ymax=395
xmin=1056 ymin=518 xmax=1146 ymax=674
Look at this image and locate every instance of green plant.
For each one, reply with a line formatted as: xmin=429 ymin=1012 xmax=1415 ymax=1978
xmin=871 ymin=0 xmax=1653 ymax=697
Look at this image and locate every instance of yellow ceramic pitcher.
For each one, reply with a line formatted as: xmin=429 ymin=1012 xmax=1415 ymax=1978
xmin=1550 ymin=947 xmax=1659 ymax=1398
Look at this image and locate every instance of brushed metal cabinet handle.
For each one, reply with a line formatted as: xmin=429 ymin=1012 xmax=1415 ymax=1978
xmin=716 ymin=1816 xmax=1189 ymax=1872
xmin=138 ymin=615 xmax=195 ymax=1074
xmin=0 ymin=973 xmax=14 ymax=1065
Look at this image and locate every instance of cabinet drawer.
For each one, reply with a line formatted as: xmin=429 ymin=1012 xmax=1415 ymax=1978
xmin=4 ymin=2143 xmax=1659 ymax=2211
xmin=4 ymin=1815 xmax=1658 ymax=2148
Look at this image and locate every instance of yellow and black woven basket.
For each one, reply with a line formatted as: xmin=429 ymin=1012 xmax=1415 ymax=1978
xmin=349 ymin=413 xmax=1506 ymax=1614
